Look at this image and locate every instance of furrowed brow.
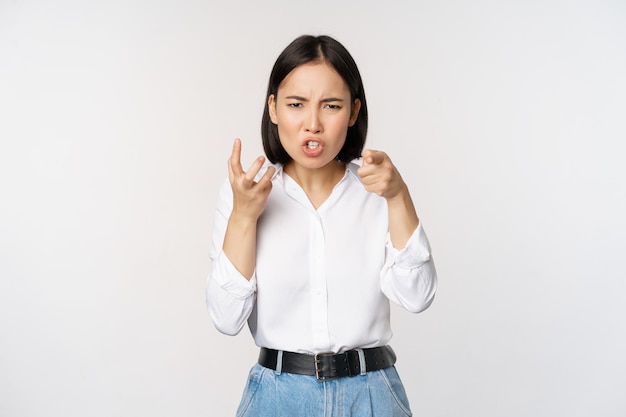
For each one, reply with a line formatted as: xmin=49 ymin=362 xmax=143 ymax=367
xmin=285 ymin=95 xmax=308 ymax=101
xmin=283 ymin=96 xmax=345 ymax=102
xmin=321 ymin=97 xmax=345 ymax=103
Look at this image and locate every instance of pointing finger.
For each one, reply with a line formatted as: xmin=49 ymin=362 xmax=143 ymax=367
xmin=364 ymin=150 xmax=385 ymax=165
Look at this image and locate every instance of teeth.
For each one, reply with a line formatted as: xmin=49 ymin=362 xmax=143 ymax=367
xmin=307 ymin=141 xmax=320 ymax=149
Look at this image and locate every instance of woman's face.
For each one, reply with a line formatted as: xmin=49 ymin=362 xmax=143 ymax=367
xmin=268 ymin=61 xmax=360 ymax=172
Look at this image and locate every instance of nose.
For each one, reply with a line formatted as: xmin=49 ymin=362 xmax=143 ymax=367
xmin=304 ymin=108 xmax=322 ymax=133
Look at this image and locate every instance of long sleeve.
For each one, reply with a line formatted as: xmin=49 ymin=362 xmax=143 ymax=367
xmin=380 ymin=222 xmax=438 ymax=313
xmin=205 ymin=179 xmax=257 ymax=336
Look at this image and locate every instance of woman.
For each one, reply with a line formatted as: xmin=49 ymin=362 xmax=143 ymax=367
xmin=206 ymin=34 xmax=437 ymax=416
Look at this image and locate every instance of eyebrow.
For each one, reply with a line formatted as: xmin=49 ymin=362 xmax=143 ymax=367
xmin=284 ymin=95 xmax=345 ymax=102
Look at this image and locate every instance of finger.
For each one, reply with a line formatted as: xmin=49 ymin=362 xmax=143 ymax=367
xmin=357 ymin=159 xmax=380 ymax=178
xmin=244 ymin=156 xmax=266 ymax=182
xmin=357 ymin=162 xmax=373 ymax=179
xmin=257 ymin=165 xmax=276 ymax=188
xmin=361 ymin=149 xmax=372 ymax=166
xmin=365 ymin=150 xmax=385 ymax=165
xmin=229 ymin=138 xmax=244 ymax=176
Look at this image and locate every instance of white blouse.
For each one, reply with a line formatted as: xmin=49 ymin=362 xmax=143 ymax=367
xmin=206 ymin=162 xmax=437 ymax=354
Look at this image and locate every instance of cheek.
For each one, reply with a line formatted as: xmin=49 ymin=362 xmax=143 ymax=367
xmin=327 ymin=115 xmax=351 ymax=134
xmin=276 ymin=120 xmax=299 ymax=147
xmin=275 ymin=111 xmax=299 ymax=131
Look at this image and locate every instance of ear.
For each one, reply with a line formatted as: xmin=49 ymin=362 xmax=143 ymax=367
xmin=348 ymin=98 xmax=361 ymax=127
xmin=268 ymin=94 xmax=278 ymax=124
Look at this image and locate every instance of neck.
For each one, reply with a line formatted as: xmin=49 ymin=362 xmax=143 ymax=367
xmin=284 ymin=160 xmax=346 ymax=208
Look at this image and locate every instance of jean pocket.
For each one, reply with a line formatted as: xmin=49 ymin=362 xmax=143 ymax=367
xmin=379 ymin=366 xmax=413 ymax=416
xmin=236 ymin=364 xmax=266 ymax=417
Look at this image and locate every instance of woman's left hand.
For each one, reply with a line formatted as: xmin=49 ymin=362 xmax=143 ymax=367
xmin=357 ymin=149 xmax=406 ymax=200
xmin=358 ymin=149 xmax=420 ymax=248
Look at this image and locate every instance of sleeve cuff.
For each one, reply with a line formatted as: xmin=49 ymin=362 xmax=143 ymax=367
xmin=385 ymin=222 xmax=432 ymax=268
xmin=212 ymin=250 xmax=257 ymax=299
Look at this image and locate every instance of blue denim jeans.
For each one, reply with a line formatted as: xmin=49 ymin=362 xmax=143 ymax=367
xmin=236 ymin=363 xmax=413 ymax=417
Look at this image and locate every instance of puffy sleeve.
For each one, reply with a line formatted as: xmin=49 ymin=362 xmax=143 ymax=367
xmin=205 ymin=179 xmax=257 ymax=335
xmin=380 ymin=222 xmax=438 ymax=313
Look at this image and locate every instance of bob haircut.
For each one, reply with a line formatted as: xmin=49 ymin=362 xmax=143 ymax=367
xmin=261 ymin=35 xmax=368 ymax=164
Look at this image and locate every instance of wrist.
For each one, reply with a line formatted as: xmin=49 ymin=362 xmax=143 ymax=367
xmin=385 ymin=183 xmax=410 ymax=205
xmin=228 ymin=211 xmax=259 ymax=228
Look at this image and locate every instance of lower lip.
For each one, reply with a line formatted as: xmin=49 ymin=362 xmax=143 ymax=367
xmin=302 ymin=144 xmax=323 ymax=157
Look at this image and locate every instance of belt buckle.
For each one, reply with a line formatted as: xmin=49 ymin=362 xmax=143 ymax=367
xmin=314 ymin=352 xmax=338 ymax=381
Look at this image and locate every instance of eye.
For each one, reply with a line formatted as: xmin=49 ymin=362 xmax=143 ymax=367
xmin=288 ymin=103 xmax=303 ymax=108
xmin=324 ymin=104 xmax=342 ymax=110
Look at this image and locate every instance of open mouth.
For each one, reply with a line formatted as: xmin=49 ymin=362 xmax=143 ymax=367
xmin=302 ymin=140 xmax=323 ymax=157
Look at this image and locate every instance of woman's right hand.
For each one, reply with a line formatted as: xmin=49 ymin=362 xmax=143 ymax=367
xmin=227 ymin=138 xmax=275 ymax=223
xmin=222 ymin=139 xmax=275 ymax=279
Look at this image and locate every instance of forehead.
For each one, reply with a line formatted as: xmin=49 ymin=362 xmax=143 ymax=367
xmin=278 ymin=62 xmax=350 ymax=97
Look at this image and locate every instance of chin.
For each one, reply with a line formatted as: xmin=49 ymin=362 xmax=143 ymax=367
xmin=308 ymin=158 xmax=343 ymax=170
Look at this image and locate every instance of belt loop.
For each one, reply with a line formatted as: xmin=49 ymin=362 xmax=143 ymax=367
xmin=356 ymin=349 xmax=366 ymax=375
xmin=275 ymin=350 xmax=283 ymax=375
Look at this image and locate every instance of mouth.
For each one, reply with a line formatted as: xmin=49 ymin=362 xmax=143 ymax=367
xmin=306 ymin=140 xmax=320 ymax=149
xmin=302 ymin=139 xmax=324 ymax=157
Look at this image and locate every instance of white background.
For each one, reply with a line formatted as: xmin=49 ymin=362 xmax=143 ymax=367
xmin=1 ymin=0 xmax=625 ymax=416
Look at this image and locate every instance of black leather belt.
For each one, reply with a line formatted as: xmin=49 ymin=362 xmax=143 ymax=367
xmin=258 ymin=346 xmax=396 ymax=381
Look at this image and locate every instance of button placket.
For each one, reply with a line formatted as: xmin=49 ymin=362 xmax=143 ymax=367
xmin=309 ymin=212 xmax=329 ymax=349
